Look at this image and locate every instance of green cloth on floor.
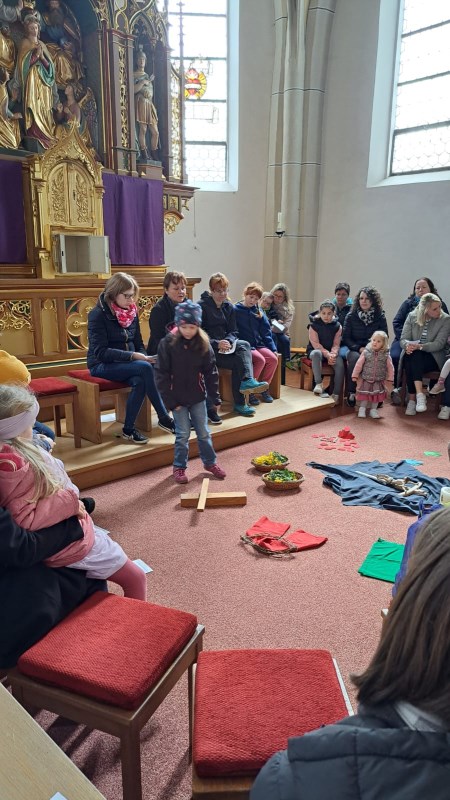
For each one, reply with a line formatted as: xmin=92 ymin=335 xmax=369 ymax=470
xmin=358 ymin=538 xmax=405 ymax=583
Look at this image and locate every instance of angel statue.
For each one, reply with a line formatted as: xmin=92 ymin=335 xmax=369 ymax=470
xmin=39 ymin=0 xmax=83 ymax=88
xmin=0 ymin=65 xmax=22 ymax=148
xmin=55 ymin=80 xmax=99 ymax=158
xmin=133 ymin=48 xmax=159 ymax=162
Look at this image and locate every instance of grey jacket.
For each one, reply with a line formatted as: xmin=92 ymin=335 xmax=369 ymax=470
xmin=400 ymin=311 xmax=450 ymax=369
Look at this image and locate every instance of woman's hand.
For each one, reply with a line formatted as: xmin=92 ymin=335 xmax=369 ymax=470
xmin=405 ymin=341 xmax=421 ymax=355
xmin=218 ymin=339 xmax=231 ymax=352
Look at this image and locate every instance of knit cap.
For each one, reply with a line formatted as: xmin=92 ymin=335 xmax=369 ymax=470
xmin=174 ymin=300 xmax=202 ymax=327
xmin=0 ymin=350 xmax=31 ymax=384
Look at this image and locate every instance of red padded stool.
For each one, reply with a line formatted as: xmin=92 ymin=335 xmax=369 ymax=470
xmin=29 ymin=377 xmax=81 ymax=448
xmin=8 ymin=592 xmax=205 ymax=800
xmin=62 ymin=369 xmax=152 ymax=444
xmin=192 ymin=649 xmax=351 ymax=799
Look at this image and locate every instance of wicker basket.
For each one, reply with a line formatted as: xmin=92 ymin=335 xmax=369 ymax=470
xmin=262 ymin=470 xmax=304 ymax=491
xmin=251 ymin=457 xmax=290 ymax=473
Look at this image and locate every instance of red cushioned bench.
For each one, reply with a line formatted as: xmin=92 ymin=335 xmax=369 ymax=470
xmin=62 ymin=369 xmax=152 ymax=444
xmin=8 ymin=592 xmax=205 ymax=800
xmin=192 ymin=648 xmax=351 ymax=799
xmin=29 ymin=377 xmax=81 ymax=448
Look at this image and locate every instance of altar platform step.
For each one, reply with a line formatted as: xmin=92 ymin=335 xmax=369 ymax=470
xmin=57 ymin=386 xmax=334 ymax=491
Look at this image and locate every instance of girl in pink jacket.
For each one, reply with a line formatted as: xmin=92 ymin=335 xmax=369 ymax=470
xmin=0 ymin=384 xmax=146 ymax=600
xmin=352 ymin=331 xmax=394 ymax=419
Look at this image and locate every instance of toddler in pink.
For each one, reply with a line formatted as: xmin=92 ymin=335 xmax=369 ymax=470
xmin=0 ymin=384 xmax=146 ymax=600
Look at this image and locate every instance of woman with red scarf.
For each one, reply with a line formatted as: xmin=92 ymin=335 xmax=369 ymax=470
xmin=87 ymin=272 xmax=175 ymax=444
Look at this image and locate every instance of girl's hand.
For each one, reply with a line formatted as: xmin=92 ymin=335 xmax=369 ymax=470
xmin=174 ymin=405 xmax=182 ymax=411
xmin=77 ymin=501 xmax=87 ymax=519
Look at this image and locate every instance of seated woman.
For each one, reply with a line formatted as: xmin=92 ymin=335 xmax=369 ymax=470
xmin=87 ymin=272 xmax=175 ymax=443
xmin=198 ymin=273 xmax=268 ymax=417
xmin=391 ymin=277 xmax=448 ymax=402
xmin=268 ymin=283 xmax=295 ymax=382
xmin=400 ymin=293 xmax=450 ymax=416
xmin=251 ymin=506 xmax=450 ymax=800
xmin=234 ymin=282 xmax=278 ymax=404
xmin=342 ymin=286 xmax=388 ymax=407
xmin=147 ymin=270 xmax=187 ymax=356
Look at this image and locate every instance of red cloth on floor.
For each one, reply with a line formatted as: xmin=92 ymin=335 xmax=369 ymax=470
xmin=246 ymin=515 xmax=290 ymax=537
xmin=285 ymin=530 xmax=328 ymax=550
xmin=247 ymin=535 xmax=293 ymax=553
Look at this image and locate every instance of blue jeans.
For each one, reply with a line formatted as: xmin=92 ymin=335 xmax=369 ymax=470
xmin=90 ymin=360 xmax=168 ymax=431
xmin=173 ymin=401 xmax=216 ymax=469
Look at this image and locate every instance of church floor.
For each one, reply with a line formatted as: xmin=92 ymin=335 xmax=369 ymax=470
xmin=56 ymin=385 xmax=334 ymax=490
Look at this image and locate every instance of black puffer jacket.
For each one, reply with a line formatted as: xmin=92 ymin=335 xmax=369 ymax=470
xmin=250 ymin=704 xmax=450 ymax=800
xmin=342 ymin=310 xmax=388 ymax=352
xmin=87 ymin=293 xmax=147 ymax=369
xmin=198 ymin=291 xmax=239 ymax=353
xmin=147 ymin=293 xmax=177 ymax=355
xmin=155 ymin=333 xmax=220 ymax=410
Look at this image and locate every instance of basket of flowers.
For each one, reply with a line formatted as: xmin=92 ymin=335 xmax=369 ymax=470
xmin=251 ymin=451 xmax=290 ymax=473
xmin=262 ymin=468 xmax=304 ymax=491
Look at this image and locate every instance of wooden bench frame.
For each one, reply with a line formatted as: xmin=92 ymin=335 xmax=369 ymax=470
xmin=36 ymin=387 xmax=82 ymax=448
xmin=62 ymin=375 xmax=152 ymax=444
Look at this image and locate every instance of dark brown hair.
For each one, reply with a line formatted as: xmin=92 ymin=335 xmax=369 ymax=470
xmin=352 ymin=286 xmax=383 ymax=316
xmin=352 ymin=507 xmax=450 ymax=724
xmin=409 ymin=277 xmax=439 ymax=299
xmin=163 ymin=270 xmax=187 ymax=291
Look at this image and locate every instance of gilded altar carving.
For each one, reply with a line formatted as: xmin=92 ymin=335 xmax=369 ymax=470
xmin=118 ymin=44 xmax=129 ymax=148
xmin=138 ymin=294 xmax=160 ymax=321
xmin=66 ymin=296 xmax=96 ymax=349
xmin=49 ymin=165 xmax=67 ymax=224
xmin=75 ymin=171 xmax=89 ymax=224
xmin=164 ymin=210 xmax=182 ymax=235
xmin=0 ymin=299 xmax=33 ymax=331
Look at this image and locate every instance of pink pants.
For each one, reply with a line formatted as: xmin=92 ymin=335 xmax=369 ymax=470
xmin=251 ymin=348 xmax=278 ymax=384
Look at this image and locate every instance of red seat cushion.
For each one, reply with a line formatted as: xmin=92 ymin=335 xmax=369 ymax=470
xmin=67 ymin=369 xmax=128 ymax=391
xmin=193 ymin=649 xmax=349 ymax=777
xmin=301 ymin=358 xmax=312 ymax=367
xmin=29 ymin=377 xmax=77 ymax=395
xmin=18 ymin=592 xmax=198 ymax=710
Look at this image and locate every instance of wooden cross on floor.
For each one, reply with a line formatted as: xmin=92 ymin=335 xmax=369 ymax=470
xmin=180 ymin=478 xmax=247 ymax=512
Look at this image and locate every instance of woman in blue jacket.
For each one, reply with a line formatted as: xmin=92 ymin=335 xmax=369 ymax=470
xmin=251 ymin=506 xmax=450 ymax=800
xmin=235 ymin=282 xmax=278 ymax=403
xmin=87 ymin=272 xmax=175 ymax=444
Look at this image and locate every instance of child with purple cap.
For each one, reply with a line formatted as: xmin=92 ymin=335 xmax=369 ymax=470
xmin=155 ymin=300 xmax=226 ymax=484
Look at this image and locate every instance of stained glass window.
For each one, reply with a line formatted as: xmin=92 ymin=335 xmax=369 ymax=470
xmin=168 ymin=1 xmax=229 ymax=185
xmin=391 ymin=1 xmax=450 ymax=175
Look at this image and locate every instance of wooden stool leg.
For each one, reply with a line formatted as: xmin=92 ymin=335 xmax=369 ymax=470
xmin=120 ymin=726 xmax=143 ymax=800
xmin=54 ymin=405 xmax=62 ymax=437
xmin=69 ymin=392 xmax=82 ymax=448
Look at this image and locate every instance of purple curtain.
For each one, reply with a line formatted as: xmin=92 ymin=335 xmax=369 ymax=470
xmin=102 ymin=173 xmax=164 ymax=266
xmin=0 ymin=161 xmax=27 ymax=263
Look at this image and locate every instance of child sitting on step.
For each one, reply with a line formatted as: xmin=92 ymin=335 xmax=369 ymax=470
xmin=0 ymin=384 xmax=147 ymax=600
xmin=352 ymin=331 xmax=394 ymax=419
xmin=155 ymin=300 xmax=227 ymax=485
xmin=307 ymin=300 xmax=344 ymax=406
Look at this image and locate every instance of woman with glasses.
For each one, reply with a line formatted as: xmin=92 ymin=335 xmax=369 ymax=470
xmin=87 ymin=272 xmax=175 ymax=443
xmin=198 ymin=273 xmax=268 ymax=417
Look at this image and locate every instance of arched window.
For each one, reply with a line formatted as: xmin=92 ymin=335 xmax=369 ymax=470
xmin=391 ymin=1 xmax=450 ymax=175
xmin=167 ymin=0 xmax=236 ymax=189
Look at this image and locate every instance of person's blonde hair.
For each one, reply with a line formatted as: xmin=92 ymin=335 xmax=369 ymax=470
xmin=368 ymin=330 xmax=389 ymax=352
xmin=0 ymin=385 xmax=63 ymax=501
xmin=416 ymin=293 xmax=442 ymax=327
xmin=103 ymin=272 xmax=140 ymax=305
xmin=270 ymin=282 xmax=295 ymax=314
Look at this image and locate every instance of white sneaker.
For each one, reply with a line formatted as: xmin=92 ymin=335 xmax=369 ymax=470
xmin=438 ymin=406 xmax=450 ymax=420
xmin=405 ymin=400 xmax=416 ymax=416
xmin=416 ymin=393 xmax=427 ymax=412
xmin=332 ymin=394 xmax=340 ymax=406
xmin=369 ymin=409 xmax=380 ymax=419
xmin=358 ymin=407 xmax=366 ymax=418
xmin=313 ymin=383 xmax=323 ymax=395
xmin=429 ymin=381 xmax=445 ymax=395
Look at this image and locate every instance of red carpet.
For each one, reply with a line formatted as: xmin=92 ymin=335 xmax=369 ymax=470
xmin=36 ymin=402 xmax=449 ymax=799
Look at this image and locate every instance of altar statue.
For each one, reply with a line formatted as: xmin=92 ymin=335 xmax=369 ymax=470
xmin=0 ymin=0 xmax=23 ymax=24
xmin=15 ymin=13 xmax=57 ymax=149
xmin=134 ymin=49 xmax=159 ymax=161
xmin=56 ymin=80 xmax=98 ymax=157
xmin=40 ymin=0 xmax=82 ymax=87
xmin=0 ymin=65 xmax=22 ymax=148
xmin=0 ymin=24 xmax=15 ymax=71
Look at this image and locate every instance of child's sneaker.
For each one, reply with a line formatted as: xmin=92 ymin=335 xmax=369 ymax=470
xmin=239 ymin=378 xmax=269 ymax=393
xmin=405 ymin=400 xmax=416 ymax=415
xmin=429 ymin=380 xmax=445 ymax=395
xmin=358 ymin=407 xmax=366 ymax=418
xmin=369 ymin=409 xmax=380 ymax=419
xmin=437 ymin=405 xmax=450 ymax=420
xmin=122 ymin=428 xmax=149 ymax=444
xmin=313 ymin=383 xmax=323 ymax=395
xmin=416 ymin=393 xmax=427 ymax=412
xmin=332 ymin=394 xmax=340 ymax=406
xmin=204 ymin=463 xmax=226 ymax=479
xmin=173 ymin=467 xmax=188 ymax=484
xmin=234 ymin=404 xmax=256 ymax=416
xmin=260 ymin=390 xmax=274 ymax=403
xmin=248 ymin=393 xmax=261 ymax=405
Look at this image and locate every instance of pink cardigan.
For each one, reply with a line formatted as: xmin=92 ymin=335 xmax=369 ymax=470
xmin=0 ymin=444 xmax=95 ymax=567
